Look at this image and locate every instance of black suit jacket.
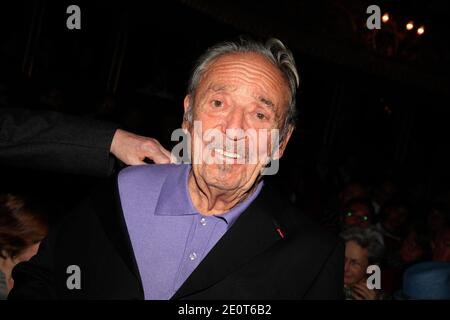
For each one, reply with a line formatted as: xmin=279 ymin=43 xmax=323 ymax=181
xmin=0 ymin=108 xmax=118 ymax=176
xmin=9 ymin=176 xmax=344 ymax=300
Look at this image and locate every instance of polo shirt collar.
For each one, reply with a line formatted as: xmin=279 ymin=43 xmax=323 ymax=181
xmin=154 ymin=164 xmax=264 ymax=225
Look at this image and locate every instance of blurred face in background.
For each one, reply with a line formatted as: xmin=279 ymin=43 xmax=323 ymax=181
xmin=383 ymin=206 xmax=408 ymax=234
xmin=432 ymin=228 xmax=450 ymax=262
xmin=343 ymin=203 xmax=373 ymax=229
xmin=400 ymin=230 xmax=424 ymax=263
xmin=428 ymin=208 xmax=448 ymax=235
xmin=373 ymin=180 xmax=397 ymax=207
xmin=344 ymin=240 xmax=369 ymax=287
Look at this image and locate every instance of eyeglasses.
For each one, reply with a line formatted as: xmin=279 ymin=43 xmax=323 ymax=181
xmin=346 ymin=211 xmax=369 ymax=221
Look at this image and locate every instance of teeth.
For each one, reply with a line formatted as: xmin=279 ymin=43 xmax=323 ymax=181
xmin=214 ymin=148 xmax=241 ymax=159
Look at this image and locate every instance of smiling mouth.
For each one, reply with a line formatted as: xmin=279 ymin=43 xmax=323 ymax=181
xmin=214 ymin=148 xmax=241 ymax=159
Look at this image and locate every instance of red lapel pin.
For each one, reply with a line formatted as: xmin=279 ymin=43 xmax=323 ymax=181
xmin=276 ymin=227 xmax=285 ymax=239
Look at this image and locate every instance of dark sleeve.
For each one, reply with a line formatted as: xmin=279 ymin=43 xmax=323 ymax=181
xmin=0 ymin=107 xmax=119 ymax=176
xmin=304 ymin=240 xmax=345 ymax=300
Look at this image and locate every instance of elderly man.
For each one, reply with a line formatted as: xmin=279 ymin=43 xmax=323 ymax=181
xmin=9 ymin=38 xmax=344 ymax=300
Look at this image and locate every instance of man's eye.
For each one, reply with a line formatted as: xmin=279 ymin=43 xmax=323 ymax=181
xmin=256 ymin=112 xmax=266 ymax=120
xmin=212 ymin=100 xmax=223 ymax=108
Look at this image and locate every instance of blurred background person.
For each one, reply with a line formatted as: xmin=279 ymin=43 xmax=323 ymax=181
xmin=376 ymin=199 xmax=410 ymax=243
xmin=0 ymin=193 xmax=48 ymax=299
xmin=340 ymin=226 xmax=385 ymax=300
xmin=341 ymin=198 xmax=375 ymax=229
xmin=371 ymin=178 xmax=398 ymax=216
xmin=382 ymin=222 xmax=432 ymax=294
xmin=432 ymin=225 xmax=450 ymax=262
xmin=375 ymin=199 xmax=410 ymax=269
xmin=400 ymin=223 xmax=432 ymax=265
xmin=427 ymin=203 xmax=450 ymax=240
xmin=321 ymin=181 xmax=369 ymax=233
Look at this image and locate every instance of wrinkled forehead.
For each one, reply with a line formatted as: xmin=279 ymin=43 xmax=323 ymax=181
xmin=196 ymin=52 xmax=290 ymax=108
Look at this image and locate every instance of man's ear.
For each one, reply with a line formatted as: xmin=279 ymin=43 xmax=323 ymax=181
xmin=182 ymin=95 xmax=191 ymax=130
xmin=273 ymin=125 xmax=294 ymax=160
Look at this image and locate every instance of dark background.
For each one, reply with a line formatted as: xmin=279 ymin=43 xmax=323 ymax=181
xmin=1 ymin=0 xmax=449 ymax=222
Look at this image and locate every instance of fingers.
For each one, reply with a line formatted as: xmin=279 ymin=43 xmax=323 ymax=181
xmin=124 ymin=158 xmax=147 ymax=166
xmin=351 ymin=290 xmax=364 ymax=300
xmin=140 ymin=139 xmax=172 ymax=164
xmin=353 ymin=294 xmax=364 ymax=300
xmin=158 ymin=146 xmax=175 ymax=164
xmin=110 ymin=129 xmax=174 ymax=166
xmin=353 ymin=284 xmax=376 ymax=300
xmin=352 ymin=286 xmax=368 ymax=298
xmin=151 ymin=154 xmax=171 ymax=164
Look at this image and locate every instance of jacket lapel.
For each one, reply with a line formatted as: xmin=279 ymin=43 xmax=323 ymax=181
xmin=172 ymin=184 xmax=287 ymax=299
xmin=91 ymin=177 xmax=145 ymax=298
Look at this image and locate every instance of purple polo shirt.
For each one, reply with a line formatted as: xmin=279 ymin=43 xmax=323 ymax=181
xmin=117 ymin=164 xmax=263 ymax=300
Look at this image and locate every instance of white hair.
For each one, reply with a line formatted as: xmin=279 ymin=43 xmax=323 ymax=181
xmin=340 ymin=226 xmax=385 ymax=265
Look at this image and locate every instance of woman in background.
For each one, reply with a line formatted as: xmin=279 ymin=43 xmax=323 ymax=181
xmin=0 ymin=194 xmax=48 ymax=299
xmin=340 ymin=226 xmax=385 ymax=299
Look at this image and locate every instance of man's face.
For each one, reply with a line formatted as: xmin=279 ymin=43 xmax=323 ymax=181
xmin=344 ymin=240 xmax=369 ymax=287
xmin=184 ymin=52 xmax=292 ymax=192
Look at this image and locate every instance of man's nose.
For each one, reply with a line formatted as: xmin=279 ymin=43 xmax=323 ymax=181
xmin=225 ymin=110 xmax=246 ymax=140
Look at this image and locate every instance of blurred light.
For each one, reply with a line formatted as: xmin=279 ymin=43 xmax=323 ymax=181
xmin=382 ymin=13 xmax=390 ymax=23
xmin=384 ymin=105 xmax=392 ymax=115
xmin=406 ymin=21 xmax=414 ymax=30
xmin=417 ymin=26 xmax=425 ymax=35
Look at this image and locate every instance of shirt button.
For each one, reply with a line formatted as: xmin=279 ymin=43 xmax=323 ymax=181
xmin=200 ymin=217 xmax=207 ymax=226
xmin=189 ymin=252 xmax=197 ymax=261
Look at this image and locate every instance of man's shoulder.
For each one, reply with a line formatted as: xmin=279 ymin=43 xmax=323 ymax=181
xmin=118 ymin=163 xmax=186 ymax=178
xmin=285 ymin=205 xmax=341 ymax=248
xmin=118 ymin=163 xmax=187 ymax=185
